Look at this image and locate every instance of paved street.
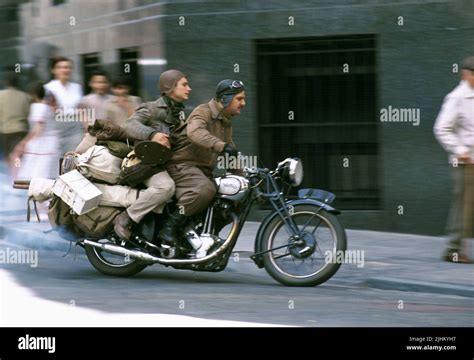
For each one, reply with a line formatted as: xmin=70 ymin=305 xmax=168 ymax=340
xmin=1 ymin=173 xmax=473 ymax=327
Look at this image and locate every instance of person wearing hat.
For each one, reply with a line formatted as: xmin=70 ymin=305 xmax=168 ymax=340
xmin=113 ymin=69 xmax=192 ymax=240
xmin=158 ymin=79 xmax=246 ymax=250
xmin=434 ymin=56 xmax=474 ymax=263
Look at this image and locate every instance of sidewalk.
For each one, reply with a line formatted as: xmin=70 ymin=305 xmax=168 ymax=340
xmin=1 ymin=170 xmax=473 ymax=298
xmin=236 ymin=223 xmax=474 ymax=297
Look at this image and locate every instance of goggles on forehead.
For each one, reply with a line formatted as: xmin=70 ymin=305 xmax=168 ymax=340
xmin=230 ymin=80 xmax=244 ymax=89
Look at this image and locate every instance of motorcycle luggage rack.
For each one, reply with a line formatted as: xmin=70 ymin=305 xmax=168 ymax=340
xmin=13 ymin=179 xmax=30 ymax=190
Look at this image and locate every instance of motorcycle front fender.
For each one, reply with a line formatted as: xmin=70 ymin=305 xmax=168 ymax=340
xmin=252 ymin=191 xmax=340 ymax=268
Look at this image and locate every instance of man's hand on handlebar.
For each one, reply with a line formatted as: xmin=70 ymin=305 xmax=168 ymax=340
xmin=222 ymin=144 xmax=239 ymax=157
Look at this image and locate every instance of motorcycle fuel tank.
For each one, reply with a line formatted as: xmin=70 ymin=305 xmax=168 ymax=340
xmin=214 ymin=175 xmax=249 ymax=201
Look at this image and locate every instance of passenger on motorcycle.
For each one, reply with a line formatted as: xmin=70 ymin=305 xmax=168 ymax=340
xmin=113 ymin=70 xmax=192 ymax=240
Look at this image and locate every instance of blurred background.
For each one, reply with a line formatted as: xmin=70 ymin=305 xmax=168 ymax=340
xmin=1 ymin=0 xmax=473 ymax=235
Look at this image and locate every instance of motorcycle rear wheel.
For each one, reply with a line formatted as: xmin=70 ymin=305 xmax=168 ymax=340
xmin=84 ymin=240 xmax=148 ymax=277
xmin=261 ymin=205 xmax=347 ymax=287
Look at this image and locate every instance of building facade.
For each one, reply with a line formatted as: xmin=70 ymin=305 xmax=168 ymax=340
xmin=160 ymin=0 xmax=474 ymax=235
xmin=5 ymin=0 xmax=474 ymax=235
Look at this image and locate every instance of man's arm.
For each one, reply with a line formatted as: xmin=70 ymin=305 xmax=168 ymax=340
xmin=124 ymin=103 xmax=171 ymax=148
xmin=187 ymin=112 xmax=226 ymax=153
xmin=433 ymin=93 xmax=468 ymax=157
xmin=124 ymin=105 xmax=156 ymax=141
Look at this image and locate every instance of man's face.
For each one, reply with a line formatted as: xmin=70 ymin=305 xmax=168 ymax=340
xmin=112 ymin=85 xmax=130 ymax=97
xmin=225 ymin=91 xmax=246 ymax=116
xmin=169 ymin=77 xmax=192 ymax=102
xmin=462 ymin=69 xmax=474 ymax=88
xmin=89 ymin=75 xmax=109 ymax=95
xmin=52 ymin=60 xmax=72 ymax=82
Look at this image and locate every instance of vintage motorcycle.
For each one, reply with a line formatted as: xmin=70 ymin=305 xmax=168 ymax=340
xmin=73 ymin=157 xmax=347 ymax=287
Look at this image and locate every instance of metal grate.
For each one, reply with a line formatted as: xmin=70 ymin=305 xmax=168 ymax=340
xmin=256 ymin=35 xmax=379 ymax=210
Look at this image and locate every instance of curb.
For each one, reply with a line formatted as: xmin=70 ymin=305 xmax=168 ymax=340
xmin=362 ymin=276 xmax=474 ymax=298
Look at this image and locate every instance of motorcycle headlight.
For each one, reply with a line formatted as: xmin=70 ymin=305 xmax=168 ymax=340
xmin=278 ymin=158 xmax=304 ymax=186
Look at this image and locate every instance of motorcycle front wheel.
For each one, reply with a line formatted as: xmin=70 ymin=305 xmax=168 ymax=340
xmin=84 ymin=239 xmax=148 ymax=277
xmin=261 ymin=204 xmax=347 ymax=287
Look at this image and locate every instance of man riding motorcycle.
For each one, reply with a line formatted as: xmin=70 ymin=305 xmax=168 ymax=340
xmin=113 ymin=70 xmax=192 ymax=240
xmin=158 ymin=79 xmax=246 ymax=248
xmin=15 ymin=78 xmax=347 ymax=287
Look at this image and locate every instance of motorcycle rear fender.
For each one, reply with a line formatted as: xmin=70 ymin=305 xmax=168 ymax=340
xmin=252 ymin=194 xmax=340 ymax=268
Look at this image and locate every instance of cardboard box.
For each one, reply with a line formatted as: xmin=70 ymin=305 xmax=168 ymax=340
xmin=53 ymin=170 xmax=103 ymax=215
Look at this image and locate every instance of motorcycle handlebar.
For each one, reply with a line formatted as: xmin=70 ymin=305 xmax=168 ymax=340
xmin=13 ymin=180 xmax=30 ymax=190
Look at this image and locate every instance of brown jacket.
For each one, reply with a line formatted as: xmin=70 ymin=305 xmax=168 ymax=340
xmin=169 ymin=99 xmax=235 ymax=174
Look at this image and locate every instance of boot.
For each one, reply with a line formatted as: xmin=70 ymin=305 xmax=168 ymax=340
xmin=113 ymin=211 xmax=135 ymax=240
xmin=158 ymin=209 xmax=188 ymax=246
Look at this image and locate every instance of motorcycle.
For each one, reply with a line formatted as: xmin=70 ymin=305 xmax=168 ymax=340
xmin=84 ymin=156 xmax=348 ymax=286
xmin=18 ymin=157 xmax=347 ymax=287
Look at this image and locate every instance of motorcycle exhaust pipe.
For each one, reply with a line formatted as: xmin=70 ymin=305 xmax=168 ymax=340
xmin=83 ymin=239 xmax=161 ymax=263
xmin=83 ymin=213 xmax=240 ymax=265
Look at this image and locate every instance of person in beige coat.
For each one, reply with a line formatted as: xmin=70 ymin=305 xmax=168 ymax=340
xmin=104 ymin=76 xmax=142 ymax=128
xmin=75 ymin=70 xmax=113 ymax=154
xmin=0 ymin=72 xmax=30 ymax=174
xmin=434 ymin=56 xmax=474 ymax=263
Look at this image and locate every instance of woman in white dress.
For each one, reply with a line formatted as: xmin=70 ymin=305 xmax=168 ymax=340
xmin=13 ymin=83 xmax=59 ymax=180
xmin=44 ymin=56 xmax=84 ymax=155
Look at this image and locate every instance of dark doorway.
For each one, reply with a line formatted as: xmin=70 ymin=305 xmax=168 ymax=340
xmin=81 ymin=52 xmax=101 ymax=95
xmin=118 ymin=47 xmax=141 ymax=97
xmin=256 ymin=35 xmax=379 ymax=210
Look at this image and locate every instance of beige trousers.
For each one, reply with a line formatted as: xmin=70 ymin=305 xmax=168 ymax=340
xmin=126 ymin=170 xmax=175 ymax=223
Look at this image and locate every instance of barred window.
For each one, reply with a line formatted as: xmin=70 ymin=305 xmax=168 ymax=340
xmin=256 ymin=35 xmax=379 ymax=209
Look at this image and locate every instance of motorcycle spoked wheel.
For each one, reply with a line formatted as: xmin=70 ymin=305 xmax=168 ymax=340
xmin=261 ymin=204 xmax=347 ymax=287
xmin=84 ymin=239 xmax=148 ymax=277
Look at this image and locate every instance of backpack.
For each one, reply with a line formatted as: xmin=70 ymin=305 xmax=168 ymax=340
xmin=48 ymin=195 xmax=122 ymax=240
xmin=96 ymin=140 xmax=133 ymax=159
xmin=72 ymin=206 xmax=122 ymax=239
xmin=47 ymin=195 xmax=83 ymax=241
xmin=76 ymin=145 xmax=123 ymax=184
xmin=119 ymin=150 xmax=162 ymax=187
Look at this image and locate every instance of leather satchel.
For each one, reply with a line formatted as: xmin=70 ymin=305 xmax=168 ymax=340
xmin=119 ymin=141 xmax=171 ymax=187
xmin=119 ymin=150 xmax=162 ymax=187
